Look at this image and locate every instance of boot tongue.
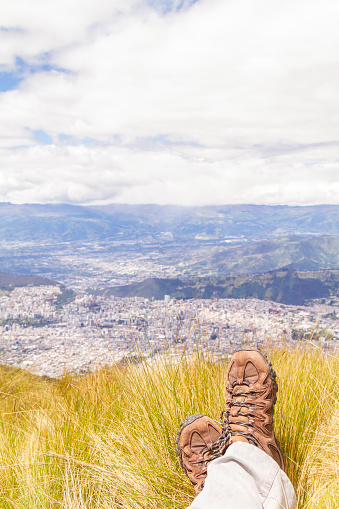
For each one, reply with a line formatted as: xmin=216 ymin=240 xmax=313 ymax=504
xmin=234 ymin=384 xmax=250 ymax=414
xmin=235 ymin=383 xmax=249 ymax=396
xmin=228 ymin=360 xmax=259 ymax=441
xmin=230 ymin=384 xmax=250 ymax=437
xmin=233 ymin=360 xmax=258 ymax=416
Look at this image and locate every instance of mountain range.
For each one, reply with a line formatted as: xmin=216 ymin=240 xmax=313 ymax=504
xmin=95 ymin=268 xmax=339 ymax=306
xmin=202 ymin=235 xmax=339 ymax=275
xmin=0 ymin=203 xmax=338 ymax=285
xmin=1 ymin=267 xmax=337 ymax=306
xmin=0 ymin=202 xmax=339 ymax=243
xmin=0 ymin=272 xmax=56 ymax=291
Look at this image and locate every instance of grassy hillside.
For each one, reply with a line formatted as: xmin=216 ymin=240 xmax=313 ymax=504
xmin=0 ymin=344 xmax=338 ymax=508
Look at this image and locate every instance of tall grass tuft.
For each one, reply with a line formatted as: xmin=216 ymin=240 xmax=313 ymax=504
xmin=0 ymin=344 xmax=338 ymax=508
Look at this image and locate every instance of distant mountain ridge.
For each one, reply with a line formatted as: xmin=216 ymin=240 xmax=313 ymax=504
xmin=0 ymin=272 xmax=57 ymax=291
xmin=0 ymin=202 xmax=339 ymax=243
xmin=1 ymin=266 xmax=338 ymax=306
xmin=96 ymin=268 xmax=339 ymax=306
xmin=203 ymin=235 xmax=339 ymax=275
xmin=1 ymin=203 xmax=338 ymax=284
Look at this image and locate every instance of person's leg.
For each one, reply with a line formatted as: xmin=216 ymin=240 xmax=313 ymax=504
xmin=188 ymin=442 xmax=296 ymax=509
xmin=176 ymin=348 xmax=297 ymax=509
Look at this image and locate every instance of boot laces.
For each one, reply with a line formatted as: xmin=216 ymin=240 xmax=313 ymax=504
xmin=227 ymin=380 xmax=265 ymax=445
xmin=194 ymin=411 xmax=232 ymax=468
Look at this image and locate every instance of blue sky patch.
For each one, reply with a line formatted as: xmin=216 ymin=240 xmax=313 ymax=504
xmin=11 ymin=145 xmax=31 ymax=150
xmin=0 ymin=56 xmax=70 ymax=92
xmin=57 ymin=135 xmax=109 ymax=146
xmin=59 ymin=133 xmax=74 ymax=143
xmin=34 ymin=130 xmax=53 ymax=145
xmin=136 ymin=134 xmax=201 ymax=148
xmin=0 ymin=71 xmax=23 ymax=92
xmin=148 ymin=0 xmax=198 ymax=14
xmin=16 ymin=56 xmax=70 ymax=75
xmin=82 ymin=138 xmax=105 ymax=146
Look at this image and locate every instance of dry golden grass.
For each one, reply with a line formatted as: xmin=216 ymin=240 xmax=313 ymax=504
xmin=0 ymin=343 xmax=338 ymax=508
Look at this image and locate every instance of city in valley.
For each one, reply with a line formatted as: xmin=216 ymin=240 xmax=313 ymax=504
xmin=0 ymin=285 xmax=338 ymax=378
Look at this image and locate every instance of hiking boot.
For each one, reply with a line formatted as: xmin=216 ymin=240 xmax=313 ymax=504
xmin=176 ymin=414 xmax=223 ymax=494
xmin=223 ymin=347 xmax=285 ymax=470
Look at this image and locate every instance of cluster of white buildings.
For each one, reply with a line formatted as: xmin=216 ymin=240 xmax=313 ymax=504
xmin=0 ymin=286 xmax=338 ymax=378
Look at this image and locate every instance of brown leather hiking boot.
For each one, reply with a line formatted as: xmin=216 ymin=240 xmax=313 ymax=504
xmin=176 ymin=414 xmax=222 ymax=494
xmin=223 ymin=347 xmax=285 ymax=470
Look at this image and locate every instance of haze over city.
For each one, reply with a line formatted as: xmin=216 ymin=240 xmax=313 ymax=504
xmin=0 ymin=0 xmax=338 ymax=207
xmin=1 ymin=0 xmax=339 ymax=375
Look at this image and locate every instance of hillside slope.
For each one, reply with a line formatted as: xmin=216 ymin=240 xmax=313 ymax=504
xmin=98 ymin=268 xmax=339 ymax=305
xmin=200 ymin=235 xmax=339 ymax=274
xmin=0 ymin=347 xmax=338 ymax=508
xmin=0 ymin=272 xmax=57 ymax=291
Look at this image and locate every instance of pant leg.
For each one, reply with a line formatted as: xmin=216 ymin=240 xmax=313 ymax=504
xmin=187 ymin=442 xmax=296 ymax=509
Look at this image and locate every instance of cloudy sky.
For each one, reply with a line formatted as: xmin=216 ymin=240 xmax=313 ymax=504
xmin=0 ymin=0 xmax=338 ymax=206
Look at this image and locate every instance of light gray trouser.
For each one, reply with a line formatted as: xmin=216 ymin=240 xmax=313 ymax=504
xmin=188 ymin=442 xmax=296 ymax=509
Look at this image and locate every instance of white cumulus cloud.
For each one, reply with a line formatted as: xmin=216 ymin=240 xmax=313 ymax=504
xmin=0 ymin=0 xmax=338 ymax=205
